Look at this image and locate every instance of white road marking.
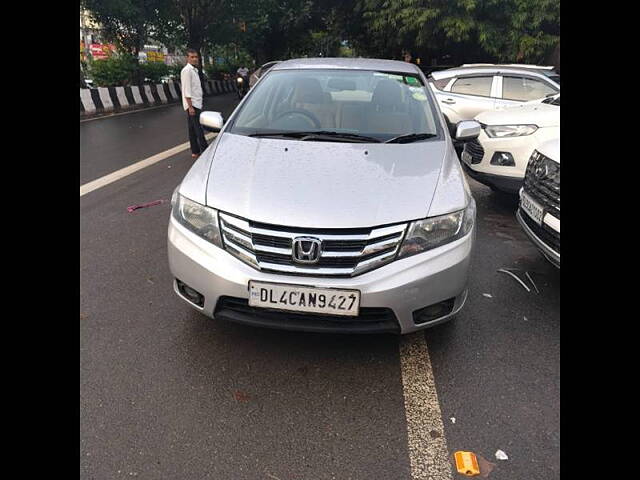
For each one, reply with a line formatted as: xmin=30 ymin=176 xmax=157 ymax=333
xmin=80 ymin=132 xmax=216 ymax=197
xmin=400 ymin=333 xmax=453 ymax=480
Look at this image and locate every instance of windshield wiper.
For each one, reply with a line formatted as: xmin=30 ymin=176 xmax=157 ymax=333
xmin=385 ymin=133 xmax=438 ymax=144
xmin=248 ymin=131 xmax=381 ymax=143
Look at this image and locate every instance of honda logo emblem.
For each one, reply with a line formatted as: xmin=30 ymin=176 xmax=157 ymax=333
xmin=292 ymin=237 xmax=322 ymax=264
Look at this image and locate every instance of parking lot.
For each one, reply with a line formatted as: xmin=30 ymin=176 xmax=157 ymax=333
xmin=80 ymin=93 xmax=559 ymax=479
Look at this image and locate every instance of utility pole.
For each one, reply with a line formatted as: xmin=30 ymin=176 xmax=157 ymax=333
xmin=80 ymin=8 xmax=91 ymax=63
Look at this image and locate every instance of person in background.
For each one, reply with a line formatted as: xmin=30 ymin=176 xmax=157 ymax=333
xmin=180 ymin=49 xmax=208 ymax=159
xmin=237 ymin=65 xmax=249 ymax=77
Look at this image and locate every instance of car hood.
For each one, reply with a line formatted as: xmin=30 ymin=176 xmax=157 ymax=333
xmin=476 ymin=103 xmax=559 ymax=128
xmin=204 ymin=133 xmax=447 ymax=228
xmin=537 ymin=138 xmax=560 ymax=163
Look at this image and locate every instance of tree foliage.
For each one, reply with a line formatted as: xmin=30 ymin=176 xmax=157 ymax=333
xmin=343 ymin=0 xmax=559 ymax=64
xmin=82 ymin=0 xmax=560 ymax=70
xmin=81 ymin=0 xmax=164 ymax=56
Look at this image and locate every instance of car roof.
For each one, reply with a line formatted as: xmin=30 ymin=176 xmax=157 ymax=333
xmin=272 ymin=57 xmax=422 ymax=75
xmin=260 ymin=61 xmax=280 ymax=69
xmin=431 ymin=65 xmax=557 ymax=81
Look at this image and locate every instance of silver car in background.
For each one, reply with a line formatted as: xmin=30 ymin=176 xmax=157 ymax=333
xmin=168 ymin=58 xmax=478 ymax=334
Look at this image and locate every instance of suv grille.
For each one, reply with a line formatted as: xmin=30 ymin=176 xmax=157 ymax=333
xmin=219 ymin=213 xmax=407 ymax=277
xmin=463 ymin=139 xmax=484 ymax=164
xmin=523 ymin=150 xmax=560 ymax=219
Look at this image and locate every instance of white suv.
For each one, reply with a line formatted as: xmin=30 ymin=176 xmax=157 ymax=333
xmin=428 ymin=64 xmax=560 ymax=132
xmin=517 ymin=138 xmax=560 ymax=268
xmin=460 ymin=94 xmax=559 ymax=194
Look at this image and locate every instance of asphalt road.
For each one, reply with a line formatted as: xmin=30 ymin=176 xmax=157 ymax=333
xmin=80 ymin=95 xmax=559 ymax=480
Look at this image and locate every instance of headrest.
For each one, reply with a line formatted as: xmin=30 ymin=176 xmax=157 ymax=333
xmin=372 ymin=79 xmax=403 ymax=109
xmin=292 ymin=77 xmax=326 ymax=104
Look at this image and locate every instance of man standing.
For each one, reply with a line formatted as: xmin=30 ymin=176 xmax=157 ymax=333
xmin=181 ymin=49 xmax=208 ymax=159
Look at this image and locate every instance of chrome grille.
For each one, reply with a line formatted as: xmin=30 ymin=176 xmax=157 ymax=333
xmin=523 ymin=151 xmax=560 ymax=219
xmin=219 ymin=213 xmax=407 ymax=277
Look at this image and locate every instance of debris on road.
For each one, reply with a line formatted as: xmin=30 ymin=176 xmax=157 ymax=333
xmin=495 ymin=449 xmax=509 ymax=460
xmin=525 ymin=271 xmax=540 ymax=294
xmin=450 ymin=416 xmax=456 ymax=424
xmin=497 ymin=269 xmax=531 ymax=292
xmin=476 ymin=455 xmax=497 ymax=478
xmin=126 ymin=199 xmax=167 ymax=213
xmin=233 ymin=390 xmax=250 ymax=403
xmin=454 ymin=451 xmax=480 ymax=476
xmin=482 ymin=293 xmax=493 ymax=298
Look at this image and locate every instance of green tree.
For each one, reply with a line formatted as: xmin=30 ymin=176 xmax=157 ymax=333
xmin=338 ymin=0 xmax=559 ymax=65
xmin=81 ymin=0 xmax=166 ymax=82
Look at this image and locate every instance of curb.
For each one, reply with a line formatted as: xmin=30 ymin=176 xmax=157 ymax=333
xmin=80 ymin=79 xmax=236 ymax=118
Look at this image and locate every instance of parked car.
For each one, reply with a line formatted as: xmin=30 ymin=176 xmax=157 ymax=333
xmin=168 ymin=57 xmax=478 ymax=334
xmin=516 ymin=138 xmax=560 ymax=268
xmin=460 ymin=94 xmax=560 ymax=194
xmin=428 ymin=64 xmax=560 ymax=134
xmin=249 ymin=61 xmax=281 ymax=88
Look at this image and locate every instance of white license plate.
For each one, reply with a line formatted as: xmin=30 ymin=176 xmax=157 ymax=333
xmin=461 ymin=150 xmax=472 ymax=165
xmin=248 ymin=281 xmax=361 ymax=316
xmin=520 ymin=191 xmax=544 ymax=225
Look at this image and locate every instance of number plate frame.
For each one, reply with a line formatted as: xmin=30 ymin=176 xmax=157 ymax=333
xmin=248 ymin=281 xmax=361 ymax=317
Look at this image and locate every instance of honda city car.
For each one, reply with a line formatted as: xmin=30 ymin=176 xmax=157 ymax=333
xmin=168 ymin=58 xmax=478 ymax=334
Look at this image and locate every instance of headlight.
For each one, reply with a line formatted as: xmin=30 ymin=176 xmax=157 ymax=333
xmin=237 ymin=77 xmax=243 ymax=83
xmin=398 ymin=198 xmax=475 ymax=259
xmin=484 ymin=124 xmax=537 ymax=138
xmin=171 ymin=190 xmax=223 ymax=247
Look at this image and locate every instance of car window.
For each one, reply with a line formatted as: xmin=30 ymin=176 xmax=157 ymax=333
xmin=502 ymin=76 xmax=557 ymax=101
xmin=228 ymin=69 xmax=442 ymax=141
xmin=548 ymin=75 xmax=560 ymax=85
xmin=431 ymin=77 xmax=452 ymax=91
xmin=542 ymin=95 xmax=560 ymax=106
xmin=450 ymin=76 xmax=493 ymax=97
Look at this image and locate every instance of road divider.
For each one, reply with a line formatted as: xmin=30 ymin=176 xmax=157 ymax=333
xmin=80 ymin=79 xmax=236 ymax=117
xmin=80 ymin=132 xmax=217 ymax=197
xmin=400 ymin=333 xmax=453 ymax=480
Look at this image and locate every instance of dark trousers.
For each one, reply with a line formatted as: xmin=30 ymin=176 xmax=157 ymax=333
xmin=187 ymin=107 xmax=208 ymax=155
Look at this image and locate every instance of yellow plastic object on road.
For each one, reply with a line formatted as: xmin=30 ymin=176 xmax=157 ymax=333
xmin=454 ymin=451 xmax=481 ymax=476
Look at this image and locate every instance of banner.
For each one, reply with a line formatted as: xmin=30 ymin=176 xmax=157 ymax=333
xmin=90 ymin=43 xmax=116 ymax=60
xmin=147 ymin=51 xmax=165 ymax=63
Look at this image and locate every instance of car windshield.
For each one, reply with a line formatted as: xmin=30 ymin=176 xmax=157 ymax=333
xmin=228 ymin=69 xmax=442 ymax=142
xmin=548 ymin=74 xmax=560 ymax=85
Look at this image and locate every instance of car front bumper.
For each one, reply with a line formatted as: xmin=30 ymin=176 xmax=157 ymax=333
xmin=167 ymin=216 xmax=474 ymax=334
xmin=462 ymin=163 xmax=523 ymax=194
xmin=516 ymin=209 xmax=560 ymax=268
xmin=462 ymin=130 xmax=536 ymax=192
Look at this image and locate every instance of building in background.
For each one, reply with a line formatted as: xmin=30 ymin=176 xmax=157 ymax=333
xmin=80 ymin=8 xmax=104 ymax=62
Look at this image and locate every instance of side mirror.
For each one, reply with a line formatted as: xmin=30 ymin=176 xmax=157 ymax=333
xmin=200 ymin=111 xmax=224 ymax=132
xmin=455 ymin=120 xmax=481 ymax=142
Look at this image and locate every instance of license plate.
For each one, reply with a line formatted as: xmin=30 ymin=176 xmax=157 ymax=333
xmin=520 ymin=191 xmax=544 ymax=225
xmin=248 ymin=281 xmax=361 ymax=316
xmin=461 ymin=150 xmax=472 ymax=165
